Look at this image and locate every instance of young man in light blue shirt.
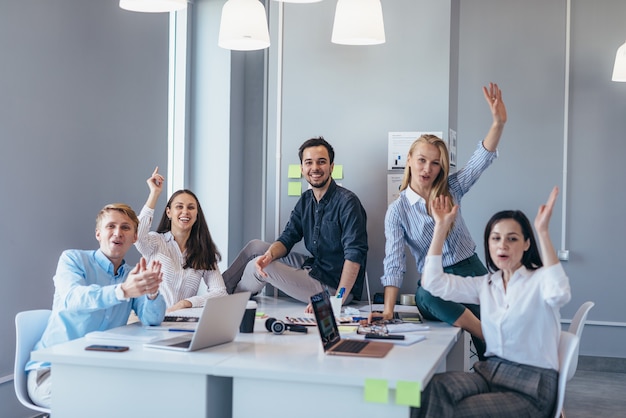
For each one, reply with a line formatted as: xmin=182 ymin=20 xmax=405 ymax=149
xmin=26 ymin=203 xmax=166 ymax=408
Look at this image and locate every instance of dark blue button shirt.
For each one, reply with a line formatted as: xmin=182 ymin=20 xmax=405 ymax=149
xmin=277 ymin=179 xmax=368 ymax=300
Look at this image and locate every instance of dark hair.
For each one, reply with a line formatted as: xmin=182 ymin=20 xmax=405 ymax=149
xmin=483 ymin=210 xmax=542 ymax=273
xmin=298 ymin=136 xmax=335 ymax=164
xmin=156 ymin=189 xmax=221 ymax=270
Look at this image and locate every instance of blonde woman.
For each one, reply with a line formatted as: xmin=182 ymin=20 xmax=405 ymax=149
xmin=379 ymin=83 xmax=507 ymax=360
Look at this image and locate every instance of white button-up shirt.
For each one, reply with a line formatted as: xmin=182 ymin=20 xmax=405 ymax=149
xmin=423 ymin=255 xmax=571 ymax=370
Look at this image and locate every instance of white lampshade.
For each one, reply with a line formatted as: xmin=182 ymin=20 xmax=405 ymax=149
xmin=331 ymin=0 xmax=385 ymax=46
xmin=119 ymin=0 xmax=187 ymax=13
xmin=219 ymin=0 xmax=271 ymax=51
xmin=612 ymin=41 xmax=626 ymax=82
xmin=273 ymin=0 xmax=323 ymax=3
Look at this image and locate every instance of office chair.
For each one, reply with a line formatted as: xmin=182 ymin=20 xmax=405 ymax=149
xmin=14 ymin=309 xmax=52 ymax=417
xmin=568 ymin=301 xmax=595 ymax=340
xmin=553 ymin=331 xmax=580 ymax=418
xmin=565 ymin=301 xmax=594 ymax=384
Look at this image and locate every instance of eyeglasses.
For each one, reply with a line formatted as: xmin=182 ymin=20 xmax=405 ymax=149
xmin=357 ymin=320 xmax=390 ymax=336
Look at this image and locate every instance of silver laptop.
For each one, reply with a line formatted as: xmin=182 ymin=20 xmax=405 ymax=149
xmin=311 ymin=291 xmax=393 ymax=358
xmin=144 ymin=292 xmax=251 ymax=352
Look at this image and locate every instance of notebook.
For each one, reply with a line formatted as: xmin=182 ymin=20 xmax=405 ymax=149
xmin=144 ymin=292 xmax=251 ymax=352
xmin=310 ymin=290 xmax=393 ymax=358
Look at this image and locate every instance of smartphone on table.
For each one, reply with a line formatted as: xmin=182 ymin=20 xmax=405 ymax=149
xmin=84 ymin=344 xmax=129 ymax=352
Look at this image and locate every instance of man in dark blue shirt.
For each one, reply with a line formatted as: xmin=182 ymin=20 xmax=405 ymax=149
xmin=223 ymin=137 xmax=368 ymax=311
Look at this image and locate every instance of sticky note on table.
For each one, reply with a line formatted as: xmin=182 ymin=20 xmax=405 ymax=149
xmin=332 ymin=164 xmax=343 ymax=179
xmin=364 ymin=378 xmax=388 ymax=404
xmin=288 ymin=164 xmax=301 ymax=178
xmin=288 ymin=181 xmax=302 ymax=196
xmin=337 ymin=326 xmax=357 ymax=334
xmin=395 ymin=380 xmax=420 ymax=407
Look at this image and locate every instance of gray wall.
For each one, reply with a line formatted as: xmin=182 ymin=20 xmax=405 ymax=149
xmin=261 ymin=0 xmax=626 ymax=358
xmin=0 ymin=1 xmax=169 ymax=415
xmin=265 ymin=0 xmax=452 ymax=287
xmin=2 ymin=0 xmax=626 ymax=415
xmin=458 ymin=0 xmax=626 ymax=358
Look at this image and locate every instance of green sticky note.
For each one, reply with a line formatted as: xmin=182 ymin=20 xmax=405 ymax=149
xmin=364 ymin=379 xmax=388 ymax=404
xmin=288 ymin=164 xmax=301 ymax=178
xmin=288 ymin=181 xmax=302 ymax=196
xmin=395 ymin=380 xmax=421 ymax=407
xmin=332 ymin=164 xmax=343 ymax=179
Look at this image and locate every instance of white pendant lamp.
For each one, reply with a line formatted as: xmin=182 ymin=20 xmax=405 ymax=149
xmin=119 ymin=0 xmax=187 ymax=13
xmin=331 ymin=0 xmax=385 ymax=46
xmin=273 ymin=0 xmax=322 ymax=3
xmin=612 ymin=41 xmax=626 ymax=82
xmin=218 ymin=0 xmax=271 ymax=51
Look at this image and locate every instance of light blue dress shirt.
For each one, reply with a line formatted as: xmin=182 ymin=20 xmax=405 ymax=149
xmin=26 ymin=249 xmax=166 ymax=370
xmin=381 ymin=142 xmax=497 ymax=288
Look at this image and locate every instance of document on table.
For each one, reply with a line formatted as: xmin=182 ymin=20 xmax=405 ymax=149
xmin=346 ymin=333 xmax=426 ymax=346
xmin=86 ymin=323 xmax=163 ymax=343
xmin=387 ymin=323 xmax=430 ymax=333
xmin=362 ymin=304 xmax=420 ymax=313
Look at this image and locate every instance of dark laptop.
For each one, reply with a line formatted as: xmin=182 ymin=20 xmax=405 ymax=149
xmin=310 ymin=291 xmax=393 ymax=358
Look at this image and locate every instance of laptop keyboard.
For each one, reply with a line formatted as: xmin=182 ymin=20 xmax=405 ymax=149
xmin=333 ymin=339 xmax=369 ymax=353
xmin=171 ymin=340 xmax=192 ymax=348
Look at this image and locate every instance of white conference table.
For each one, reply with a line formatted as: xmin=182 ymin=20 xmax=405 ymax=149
xmin=31 ymin=296 xmax=463 ymax=418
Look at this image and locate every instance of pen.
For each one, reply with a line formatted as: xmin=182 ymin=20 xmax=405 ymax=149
xmin=336 ymin=287 xmax=345 ymax=299
xmin=168 ymin=328 xmax=195 ymax=333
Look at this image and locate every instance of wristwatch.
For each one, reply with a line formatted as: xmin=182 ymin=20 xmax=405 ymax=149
xmin=115 ymin=284 xmax=129 ymax=302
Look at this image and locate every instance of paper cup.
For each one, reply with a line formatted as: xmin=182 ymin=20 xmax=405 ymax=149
xmin=400 ymin=294 xmax=416 ymax=306
xmin=239 ymin=300 xmax=257 ymax=333
xmin=330 ymin=296 xmax=343 ymax=318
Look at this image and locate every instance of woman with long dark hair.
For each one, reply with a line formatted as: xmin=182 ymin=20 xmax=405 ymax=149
xmin=135 ymin=167 xmax=227 ymax=312
xmin=417 ymin=187 xmax=570 ymax=417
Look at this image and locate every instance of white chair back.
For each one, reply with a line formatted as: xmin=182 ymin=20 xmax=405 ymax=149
xmin=553 ymin=331 xmax=580 ymax=418
xmin=566 ymin=301 xmax=594 ymax=381
xmin=568 ymin=301 xmax=595 ymax=339
xmin=14 ymin=309 xmax=52 ymax=414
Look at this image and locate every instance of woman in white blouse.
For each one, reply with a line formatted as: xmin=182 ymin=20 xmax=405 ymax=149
xmin=416 ymin=187 xmax=571 ymax=418
xmin=135 ymin=167 xmax=227 ymax=312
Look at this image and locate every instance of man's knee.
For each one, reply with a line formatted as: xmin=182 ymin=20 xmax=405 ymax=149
xmin=27 ymin=368 xmax=52 ymax=409
xmin=243 ymin=239 xmax=270 ymax=256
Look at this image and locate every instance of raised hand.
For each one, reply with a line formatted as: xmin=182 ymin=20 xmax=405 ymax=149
xmin=535 ymin=186 xmax=559 ymax=235
xmin=147 ymin=166 xmax=165 ymax=193
xmin=430 ymin=195 xmax=458 ymax=229
xmin=427 ymin=196 xmax=458 ymax=257
xmin=482 ymin=82 xmax=507 ymax=126
xmin=534 ymin=187 xmax=560 ymax=267
xmin=145 ymin=166 xmax=165 ymax=209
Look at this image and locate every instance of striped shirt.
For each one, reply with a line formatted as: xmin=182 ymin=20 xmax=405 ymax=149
xmin=136 ymin=206 xmax=228 ymax=308
xmin=381 ymin=142 xmax=497 ymax=288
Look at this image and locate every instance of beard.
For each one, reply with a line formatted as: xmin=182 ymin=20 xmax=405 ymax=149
xmin=308 ymin=175 xmax=330 ymax=189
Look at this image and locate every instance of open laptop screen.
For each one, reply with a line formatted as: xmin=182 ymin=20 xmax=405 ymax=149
xmin=311 ymin=290 xmax=340 ymax=350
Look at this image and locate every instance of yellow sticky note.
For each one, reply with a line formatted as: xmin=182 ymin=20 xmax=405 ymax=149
xmin=395 ymin=380 xmax=421 ymax=407
xmin=288 ymin=164 xmax=301 ymax=178
xmin=288 ymin=181 xmax=302 ymax=196
xmin=332 ymin=164 xmax=343 ymax=179
xmin=364 ymin=379 xmax=388 ymax=404
xmin=337 ymin=326 xmax=357 ymax=334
